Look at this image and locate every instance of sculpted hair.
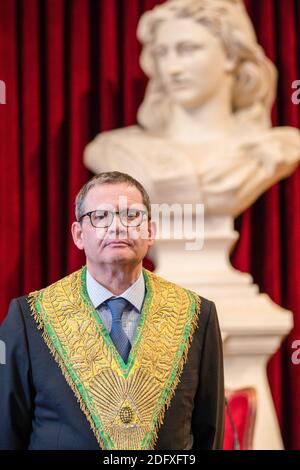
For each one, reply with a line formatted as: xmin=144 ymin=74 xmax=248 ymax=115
xmin=137 ymin=0 xmax=277 ymax=131
xmin=75 ymin=171 xmax=152 ymax=221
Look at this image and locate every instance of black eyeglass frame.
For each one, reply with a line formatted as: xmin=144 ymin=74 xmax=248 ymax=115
xmin=78 ymin=209 xmax=149 ymax=228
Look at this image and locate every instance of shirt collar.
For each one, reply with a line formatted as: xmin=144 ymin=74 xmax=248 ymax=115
xmin=86 ymin=269 xmax=146 ymax=313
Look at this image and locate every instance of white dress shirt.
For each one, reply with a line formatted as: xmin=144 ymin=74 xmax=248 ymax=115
xmin=86 ymin=269 xmax=146 ymax=345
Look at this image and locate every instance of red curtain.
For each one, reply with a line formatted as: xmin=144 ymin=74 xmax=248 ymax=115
xmin=0 ymin=0 xmax=299 ymax=449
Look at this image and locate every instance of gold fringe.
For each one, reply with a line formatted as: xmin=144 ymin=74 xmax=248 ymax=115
xmin=149 ymin=294 xmax=201 ymax=450
xmin=28 ymin=291 xmax=106 ymax=450
xmin=28 ymin=275 xmax=202 ymax=450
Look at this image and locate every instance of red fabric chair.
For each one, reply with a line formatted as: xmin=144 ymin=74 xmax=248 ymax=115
xmin=223 ymin=387 xmax=257 ymax=450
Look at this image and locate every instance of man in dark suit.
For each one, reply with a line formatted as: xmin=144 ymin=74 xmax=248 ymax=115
xmin=0 ymin=171 xmax=224 ymax=450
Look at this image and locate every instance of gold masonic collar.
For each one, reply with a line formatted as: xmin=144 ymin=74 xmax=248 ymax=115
xmin=29 ymin=267 xmax=200 ymax=449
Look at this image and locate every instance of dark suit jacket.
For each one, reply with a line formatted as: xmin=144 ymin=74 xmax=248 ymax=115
xmin=0 ymin=294 xmax=224 ymax=450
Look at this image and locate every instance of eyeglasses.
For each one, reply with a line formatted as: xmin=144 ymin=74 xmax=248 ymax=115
xmin=78 ymin=209 xmax=148 ymax=228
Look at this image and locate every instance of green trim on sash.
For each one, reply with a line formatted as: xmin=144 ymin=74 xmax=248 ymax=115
xmin=28 ymin=267 xmax=201 ymax=449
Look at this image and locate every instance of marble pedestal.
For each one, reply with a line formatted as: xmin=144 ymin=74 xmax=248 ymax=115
xmin=154 ymin=214 xmax=293 ymax=450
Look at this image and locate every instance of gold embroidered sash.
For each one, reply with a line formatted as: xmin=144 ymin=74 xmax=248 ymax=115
xmin=28 ymin=267 xmax=200 ymax=450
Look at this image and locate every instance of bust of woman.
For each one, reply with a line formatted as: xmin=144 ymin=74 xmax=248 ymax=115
xmin=84 ymin=0 xmax=300 ymax=217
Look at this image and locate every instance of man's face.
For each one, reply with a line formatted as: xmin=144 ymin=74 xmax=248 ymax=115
xmin=71 ymin=183 xmax=155 ymax=270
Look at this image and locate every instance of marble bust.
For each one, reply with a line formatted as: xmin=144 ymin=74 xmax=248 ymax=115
xmin=84 ymin=0 xmax=300 ymax=217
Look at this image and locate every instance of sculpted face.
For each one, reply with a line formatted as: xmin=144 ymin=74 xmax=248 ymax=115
xmin=152 ymin=17 xmax=234 ymax=109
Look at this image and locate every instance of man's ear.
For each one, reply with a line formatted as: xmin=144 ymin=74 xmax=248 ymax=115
xmin=148 ymin=220 xmax=156 ymax=247
xmin=71 ymin=221 xmax=84 ymax=250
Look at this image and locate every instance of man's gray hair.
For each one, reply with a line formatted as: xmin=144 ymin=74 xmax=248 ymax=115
xmin=75 ymin=171 xmax=151 ymax=221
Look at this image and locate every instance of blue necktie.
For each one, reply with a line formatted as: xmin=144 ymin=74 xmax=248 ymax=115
xmin=105 ymin=297 xmax=131 ymax=363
